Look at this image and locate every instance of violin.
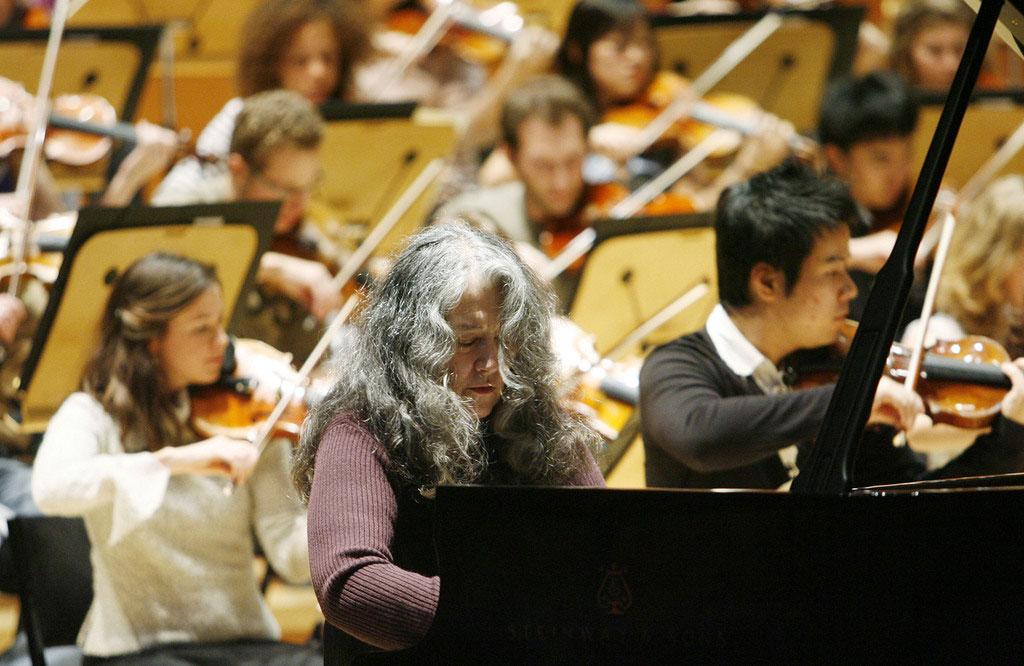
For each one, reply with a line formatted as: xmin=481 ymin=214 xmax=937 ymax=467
xmin=269 ymin=224 xmax=341 ymax=273
xmin=190 ymin=378 xmax=310 ymax=442
xmin=586 ymin=180 xmax=696 ymax=218
xmin=386 ymin=0 xmax=522 ymax=68
xmin=0 ymin=210 xmax=73 ymax=289
xmin=0 ymin=88 xmax=199 ymax=167
xmin=536 ymin=181 xmax=696 ymax=275
xmin=189 ymin=337 xmax=332 ymax=442
xmin=788 ymin=320 xmax=1012 ymax=430
xmin=552 ymin=317 xmax=639 ymax=442
xmin=888 ymin=335 xmax=1011 ymax=430
xmin=537 ymin=212 xmax=589 ymax=272
xmin=571 ymin=359 xmax=640 ymax=443
xmin=601 ymin=71 xmax=818 ymax=164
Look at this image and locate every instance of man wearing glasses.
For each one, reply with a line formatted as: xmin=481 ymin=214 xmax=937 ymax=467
xmin=154 ymin=90 xmax=341 ymax=357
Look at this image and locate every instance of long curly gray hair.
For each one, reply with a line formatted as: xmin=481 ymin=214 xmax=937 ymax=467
xmin=293 ymin=222 xmax=599 ymax=500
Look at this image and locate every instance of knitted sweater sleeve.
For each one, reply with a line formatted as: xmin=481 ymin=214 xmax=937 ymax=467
xmin=307 ymin=417 xmax=440 ymax=650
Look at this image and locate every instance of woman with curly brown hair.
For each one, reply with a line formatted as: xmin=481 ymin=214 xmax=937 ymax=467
xmin=169 ymin=0 xmax=371 ymax=174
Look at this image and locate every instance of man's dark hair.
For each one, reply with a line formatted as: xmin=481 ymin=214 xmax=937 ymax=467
xmin=501 ymin=75 xmax=596 ymax=152
xmin=716 ymin=160 xmax=857 ymax=309
xmin=817 ymin=72 xmax=920 ymax=151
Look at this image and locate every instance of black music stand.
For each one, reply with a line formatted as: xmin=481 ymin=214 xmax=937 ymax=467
xmin=912 ymin=89 xmax=1024 ymax=188
xmin=11 ymin=201 xmax=276 ymax=434
xmin=316 ymin=106 xmax=456 ymax=260
xmin=652 ymin=7 xmax=862 ymax=132
xmin=569 ymin=212 xmax=716 ymax=357
xmin=0 ymin=26 xmax=163 ymax=193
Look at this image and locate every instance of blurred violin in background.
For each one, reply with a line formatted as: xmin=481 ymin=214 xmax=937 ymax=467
xmin=385 ymin=0 xmax=524 ymax=69
xmin=0 ymin=81 xmax=201 ymax=167
xmin=598 ymin=71 xmax=818 ymax=167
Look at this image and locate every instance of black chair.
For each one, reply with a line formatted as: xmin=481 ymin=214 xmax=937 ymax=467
xmin=7 ymin=517 xmax=91 ymax=666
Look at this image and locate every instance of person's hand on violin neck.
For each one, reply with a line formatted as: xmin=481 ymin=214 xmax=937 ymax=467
xmin=868 ymin=375 xmax=927 ymax=432
xmin=154 ymin=434 xmax=259 ymax=486
xmin=724 ymin=113 xmax=795 ymax=181
xmin=0 ymin=75 xmax=33 ymax=126
xmin=257 ymin=251 xmax=342 ymax=321
xmin=499 ymin=26 xmax=559 ymax=84
xmin=232 ymin=338 xmax=304 ymax=407
xmin=588 ymin=122 xmax=647 ymax=166
xmin=999 ymin=358 xmax=1024 ymax=426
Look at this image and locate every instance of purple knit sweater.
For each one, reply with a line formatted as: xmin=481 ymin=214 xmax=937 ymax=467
xmin=307 ymin=413 xmax=605 ymax=651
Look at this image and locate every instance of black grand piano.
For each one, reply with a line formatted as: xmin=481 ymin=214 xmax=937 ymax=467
xmin=328 ymin=0 xmax=1024 ymax=661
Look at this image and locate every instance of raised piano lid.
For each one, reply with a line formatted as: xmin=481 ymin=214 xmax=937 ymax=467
xmin=856 ymin=470 xmax=1024 ymax=493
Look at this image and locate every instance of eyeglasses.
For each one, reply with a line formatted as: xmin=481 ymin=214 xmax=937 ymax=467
xmin=249 ymin=168 xmax=323 ymax=200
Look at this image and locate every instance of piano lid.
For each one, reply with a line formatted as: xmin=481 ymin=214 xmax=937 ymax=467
xmin=855 ymin=470 xmax=1024 ymax=494
xmin=397 ymin=484 xmax=1024 ymax=662
xmin=792 ymin=0 xmax=1024 ymax=495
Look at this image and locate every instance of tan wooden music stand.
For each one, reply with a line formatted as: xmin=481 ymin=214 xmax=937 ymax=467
xmin=912 ymin=94 xmax=1024 ymax=190
xmin=512 ymin=0 xmax=578 ymax=36
xmin=569 ymin=213 xmax=718 ymax=359
xmin=68 ymin=0 xmax=261 ymax=133
xmin=68 ymin=0 xmax=261 ymax=60
xmin=14 ymin=201 xmax=276 ymax=433
xmin=653 ymin=7 xmax=862 ymax=132
xmin=315 ymin=108 xmax=457 ymax=260
xmin=0 ymin=26 xmax=161 ymax=192
xmin=0 ymin=27 xmax=159 ymax=121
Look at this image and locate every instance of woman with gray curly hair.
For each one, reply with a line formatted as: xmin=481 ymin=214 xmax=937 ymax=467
xmin=294 ymin=222 xmax=604 ymax=656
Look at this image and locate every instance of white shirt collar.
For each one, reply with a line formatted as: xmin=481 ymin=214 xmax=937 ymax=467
xmin=705 ymin=304 xmax=768 ymax=377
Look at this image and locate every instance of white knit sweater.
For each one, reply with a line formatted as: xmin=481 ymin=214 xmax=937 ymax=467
xmin=31 ymin=392 xmax=309 ymax=657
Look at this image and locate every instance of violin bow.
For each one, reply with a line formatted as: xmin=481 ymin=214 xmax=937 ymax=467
xmin=8 ymin=0 xmax=78 ymax=296
xmin=541 ymin=128 xmax=732 ymax=281
xmin=373 ymin=0 xmax=522 ymax=97
xmin=898 ymin=208 xmax=957 ymax=446
xmin=372 ymin=2 xmax=457 ymax=98
xmin=632 ymin=12 xmax=785 ymax=155
xmin=247 ymin=158 xmax=445 ymax=457
xmin=543 ymin=13 xmax=787 ymax=282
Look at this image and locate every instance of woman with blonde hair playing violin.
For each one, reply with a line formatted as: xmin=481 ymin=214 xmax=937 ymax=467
xmin=31 ymin=253 xmax=318 ymax=664
xmin=912 ymin=175 xmax=1024 ymax=357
